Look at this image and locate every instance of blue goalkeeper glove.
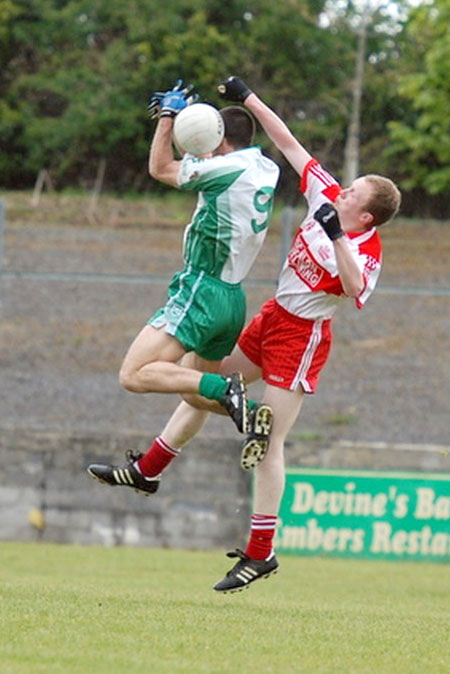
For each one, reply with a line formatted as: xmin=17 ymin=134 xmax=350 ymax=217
xmin=314 ymin=203 xmax=344 ymax=241
xmin=147 ymin=80 xmax=198 ymax=119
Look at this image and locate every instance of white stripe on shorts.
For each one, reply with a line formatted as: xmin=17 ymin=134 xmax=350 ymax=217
xmin=171 ymin=268 xmax=205 ymax=333
xmin=291 ymin=319 xmax=323 ymax=393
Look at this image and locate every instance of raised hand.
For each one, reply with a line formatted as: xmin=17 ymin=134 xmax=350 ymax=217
xmin=217 ymin=76 xmax=252 ymax=103
xmin=147 ymin=91 xmax=165 ymax=119
xmin=147 ymin=80 xmax=198 ymax=119
xmin=314 ymin=203 xmax=344 ymax=241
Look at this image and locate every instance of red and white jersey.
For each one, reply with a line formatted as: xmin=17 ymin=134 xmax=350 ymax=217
xmin=276 ymin=159 xmax=382 ymax=320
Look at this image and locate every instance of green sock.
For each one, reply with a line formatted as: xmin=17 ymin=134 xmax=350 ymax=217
xmin=248 ymin=399 xmax=258 ymax=411
xmin=199 ymin=373 xmax=228 ymax=401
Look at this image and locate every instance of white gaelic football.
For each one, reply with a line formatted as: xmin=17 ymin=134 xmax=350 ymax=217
xmin=173 ymin=103 xmax=224 ymax=156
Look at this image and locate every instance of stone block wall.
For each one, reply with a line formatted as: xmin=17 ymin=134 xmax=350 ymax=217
xmin=0 ymin=428 xmax=251 ymax=549
xmin=1 ymin=428 xmax=448 ymax=549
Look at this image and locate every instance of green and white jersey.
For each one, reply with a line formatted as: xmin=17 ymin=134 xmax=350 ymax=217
xmin=177 ymin=147 xmax=280 ymax=283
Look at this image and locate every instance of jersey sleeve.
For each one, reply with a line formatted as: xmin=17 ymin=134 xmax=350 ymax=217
xmin=177 ymin=154 xmax=244 ymax=193
xmin=354 ymin=231 xmax=383 ymax=309
xmin=300 ymin=159 xmax=341 ymax=209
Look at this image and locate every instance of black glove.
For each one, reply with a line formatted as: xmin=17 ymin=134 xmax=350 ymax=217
xmin=217 ymin=76 xmax=252 ymax=102
xmin=314 ymin=203 xmax=344 ymax=241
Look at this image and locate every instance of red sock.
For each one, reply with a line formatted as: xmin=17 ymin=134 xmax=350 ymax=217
xmin=137 ymin=436 xmax=180 ymax=477
xmin=244 ymin=513 xmax=277 ymax=560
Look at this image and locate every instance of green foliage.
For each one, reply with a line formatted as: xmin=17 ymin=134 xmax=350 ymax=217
xmin=0 ymin=0 xmax=449 ymax=215
xmin=387 ymin=0 xmax=450 ymax=196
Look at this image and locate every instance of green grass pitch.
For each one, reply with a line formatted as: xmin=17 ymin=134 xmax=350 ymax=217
xmin=1 ymin=542 xmax=449 ymax=673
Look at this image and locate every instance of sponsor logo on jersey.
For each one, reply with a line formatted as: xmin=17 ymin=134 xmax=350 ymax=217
xmin=287 ymin=232 xmax=324 ymax=288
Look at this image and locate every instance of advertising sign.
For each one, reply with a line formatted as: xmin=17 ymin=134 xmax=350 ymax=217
xmin=276 ymin=468 xmax=450 ymax=562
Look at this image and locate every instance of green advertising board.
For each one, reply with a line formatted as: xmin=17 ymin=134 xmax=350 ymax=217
xmin=276 ymin=468 xmax=450 ymax=562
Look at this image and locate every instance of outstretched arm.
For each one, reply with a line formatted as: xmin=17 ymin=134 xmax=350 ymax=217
xmin=245 ymin=93 xmax=312 ymax=178
xmin=149 ymin=117 xmax=180 ymax=187
xmin=148 ymin=80 xmax=197 ymax=187
xmin=218 ymin=76 xmax=312 ymax=178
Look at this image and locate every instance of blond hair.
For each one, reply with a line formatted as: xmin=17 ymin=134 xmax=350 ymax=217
xmin=364 ymin=175 xmax=401 ymax=226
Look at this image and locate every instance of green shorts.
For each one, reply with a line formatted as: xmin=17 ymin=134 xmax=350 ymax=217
xmin=148 ymin=268 xmax=246 ymax=360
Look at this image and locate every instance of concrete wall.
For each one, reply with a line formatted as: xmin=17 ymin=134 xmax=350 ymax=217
xmin=0 ymin=428 xmax=251 ymax=549
xmin=1 ymin=427 xmax=449 ymax=548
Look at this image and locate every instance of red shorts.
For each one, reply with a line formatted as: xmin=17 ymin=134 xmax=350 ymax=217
xmin=238 ymin=298 xmax=332 ymax=393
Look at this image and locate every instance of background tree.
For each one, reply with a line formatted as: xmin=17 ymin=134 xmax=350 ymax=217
xmin=0 ymin=0 xmax=448 ymax=217
xmin=387 ymin=0 xmax=450 ymax=215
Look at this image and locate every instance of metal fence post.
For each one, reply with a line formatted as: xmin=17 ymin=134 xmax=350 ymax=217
xmin=0 ymin=199 xmax=4 ymax=315
xmin=0 ymin=199 xmax=4 ymax=272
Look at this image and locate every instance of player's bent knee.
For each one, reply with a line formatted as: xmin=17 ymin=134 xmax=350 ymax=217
xmin=118 ymin=367 xmax=140 ymax=392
